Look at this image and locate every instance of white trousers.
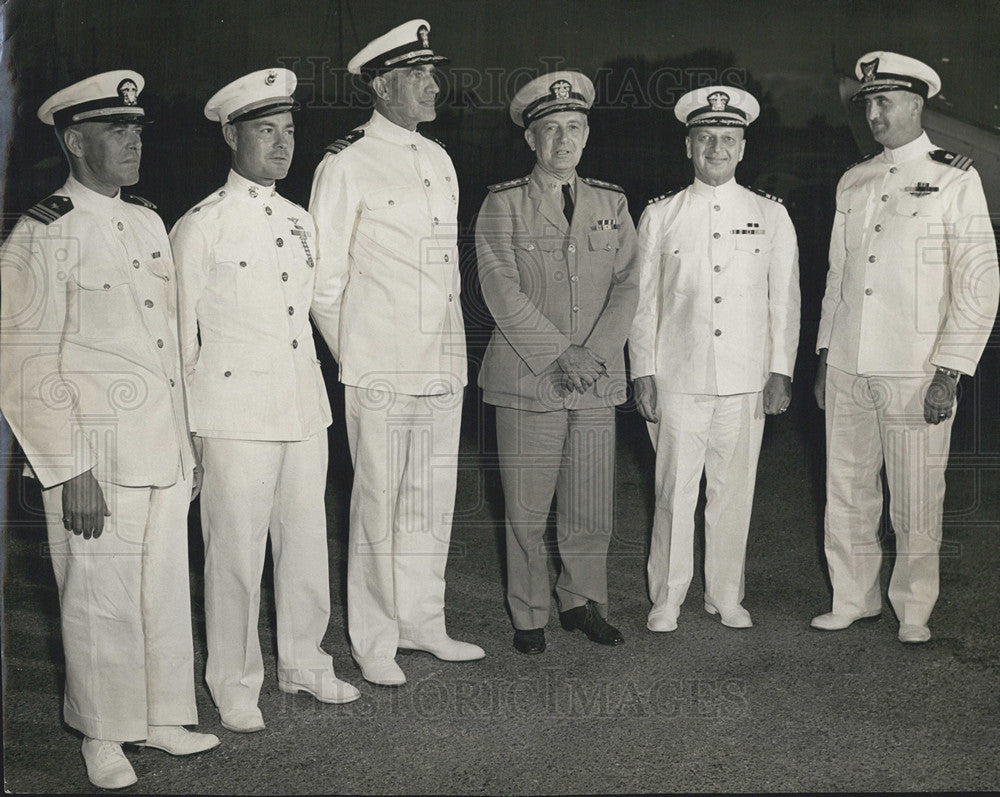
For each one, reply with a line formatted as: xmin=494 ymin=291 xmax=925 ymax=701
xmin=647 ymin=389 xmax=764 ymax=612
xmin=824 ymin=365 xmax=953 ymax=626
xmin=344 ymin=386 xmax=462 ymax=661
xmin=200 ymin=434 xmax=334 ymax=711
xmin=41 ymin=474 xmax=197 ymax=741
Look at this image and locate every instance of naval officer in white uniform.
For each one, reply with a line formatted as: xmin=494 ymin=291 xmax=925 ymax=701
xmin=171 ymin=69 xmax=360 ymax=732
xmin=812 ymin=52 xmax=999 ymax=644
xmin=309 ymin=20 xmax=484 ymax=687
xmin=0 ymin=71 xmax=218 ymax=790
xmin=629 ymin=86 xmax=800 ymax=633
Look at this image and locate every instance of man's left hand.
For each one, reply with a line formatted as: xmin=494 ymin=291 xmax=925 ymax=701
xmin=763 ymin=373 xmax=792 ymax=415
xmin=924 ymin=370 xmax=958 ymax=425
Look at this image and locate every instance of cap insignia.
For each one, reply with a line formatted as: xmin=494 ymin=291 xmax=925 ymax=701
xmin=860 ymin=58 xmax=879 ymax=83
xmin=708 ymin=91 xmax=730 ymax=111
xmin=117 ymin=79 xmax=138 ymax=106
xmin=265 ymin=70 xmax=278 ymax=86
xmin=551 ymin=80 xmax=572 ymax=100
xmin=417 ymin=24 xmax=430 ymax=48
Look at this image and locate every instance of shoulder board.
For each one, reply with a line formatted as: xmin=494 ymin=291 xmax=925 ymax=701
xmin=929 ymin=149 xmax=973 ymax=171
xmin=24 ymin=195 xmax=74 ymax=224
xmin=581 ymin=177 xmax=625 ymax=193
xmin=647 ymin=188 xmax=679 ymax=205
xmin=325 ymin=129 xmax=365 ymax=154
xmin=752 ymin=187 xmax=784 ymax=205
xmin=428 ymin=136 xmax=447 ymax=150
xmin=123 ymin=193 xmax=157 ymax=210
xmin=847 ymin=152 xmax=876 ymax=170
xmin=487 ymin=176 xmax=530 ymax=193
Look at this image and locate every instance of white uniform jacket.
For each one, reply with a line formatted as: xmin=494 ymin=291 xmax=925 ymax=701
xmin=629 ymin=178 xmax=800 ymax=394
xmin=308 ymin=110 xmax=467 ymax=396
xmin=817 ymin=132 xmax=999 ymax=377
xmin=0 ymin=176 xmax=193 ymax=488
xmin=170 ymin=170 xmax=333 ymax=440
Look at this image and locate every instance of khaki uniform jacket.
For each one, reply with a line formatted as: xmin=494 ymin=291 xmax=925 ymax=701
xmin=628 ymin=178 xmax=800 ymax=394
xmin=0 ymin=176 xmax=193 ymax=488
xmin=476 ymin=167 xmax=639 ymax=411
xmin=170 ymin=170 xmax=333 ymax=441
xmin=817 ymin=132 xmax=999 ymax=377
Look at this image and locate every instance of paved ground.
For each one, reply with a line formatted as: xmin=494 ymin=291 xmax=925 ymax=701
xmin=4 ymin=349 xmax=1000 ymax=793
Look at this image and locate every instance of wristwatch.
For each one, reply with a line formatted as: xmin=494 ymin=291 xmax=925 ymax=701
xmin=936 ymin=366 xmax=961 ymax=381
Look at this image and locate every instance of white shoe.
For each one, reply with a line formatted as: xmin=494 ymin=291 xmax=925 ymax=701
xmin=898 ymin=623 xmax=931 ymax=644
xmin=354 ymin=656 xmax=406 ymax=686
xmin=705 ymin=601 xmax=753 ymax=629
xmin=278 ymin=671 xmax=361 ymax=704
xmin=81 ymin=738 xmax=137 ymax=790
xmin=219 ymin=706 xmax=265 ymax=733
xmin=810 ymin=610 xmax=881 ymax=631
xmin=141 ymin=725 xmax=220 ymax=755
xmin=397 ymin=636 xmax=486 ymax=662
xmin=646 ymin=605 xmax=679 ymax=632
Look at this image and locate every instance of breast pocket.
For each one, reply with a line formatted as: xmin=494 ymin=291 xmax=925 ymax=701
xmin=733 ymin=235 xmax=770 ymax=290
xmin=70 ymin=266 xmax=135 ymax=340
xmin=213 ymin=244 xmax=270 ymax=308
xmin=587 ymin=229 xmax=620 ymax=256
xmin=359 ymin=186 xmax=425 ymax=254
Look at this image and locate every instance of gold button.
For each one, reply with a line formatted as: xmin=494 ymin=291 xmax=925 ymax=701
xmin=144 ymin=299 xmax=154 ymax=308
xmin=865 ymin=288 xmax=873 ymax=295
xmin=424 ymin=179 xmax=430 ymax=187
xmin=568 ymin=244 xmax=576 ymax=253
xmin=714 ymin=329 xmax=722 ymax=336
xmin=869 ymin=255 xmax=877 ymax=263
xmin=157 ymin=339 xmax=164 ymax=348
xmin=292 ymin=339 xmax=298 ymax=348
xmin=169 ymin=378 xmax=175 ymax=387
xmin=881 ymin=194 xmax=889 ymax=202
xmin=570 ymin=275 xmax=578 ymax=282
xmin=714 ymin=265 xmax=721 ymax=272
xmin=713 ymin=232 xmax=721 ymax=239
xmin=714 ymin=296 xmax=722 ymax=303
xmin=276 ymin=238 xmax=283 ymax=247
xmin=265 ymin=207 xmax=272 ymax=215
xmin=240 ymin=261 xmax=247 ymax=268
xmin=388 ymin=199 xmax=395 ymax=206
xmin=224 ymin=370 xmax=231 ymax=376
xmin=116 ymin=222 xmax=124 ymax=231
xmin=713 ymin=204 xmax=721 ymax=211
xmin=132 ymin=259 xmax=140 ymax=269
xmin=410 ymin=144 xmax=417 ymax=151
xmin=288 ymin=306 xmax=294 ymax=315
xmin=890 ymin=167 xmax=898 ymax=174
xmin=875 ymin=224 xmax=882 ymax=232
xmin=527 ymin=243 xmax=535 ymax=250
xmin=103 ymin=283 xmax=111 ymax=290
xmin=444 ymin=254 xmax=450 ymax=263
xmin=572 ymin=305 xmax=579 ymax=312
xmin=281 ymin=272 xmax=289 ymax=281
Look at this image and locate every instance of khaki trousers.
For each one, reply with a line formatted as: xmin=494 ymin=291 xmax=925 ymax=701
xmin=495 ymin=405 xmax=617 ymax=630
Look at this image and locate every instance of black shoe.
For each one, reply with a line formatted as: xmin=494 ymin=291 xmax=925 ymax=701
xmin=559 ymin=601 xmax=625 ymax=646
xmin=513 ymin=628 xmax=546 ymax=654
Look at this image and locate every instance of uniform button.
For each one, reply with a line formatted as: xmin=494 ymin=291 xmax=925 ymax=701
xmin=570 ymin=275 xmax=579 ymax=282
xmin=890 ymin=167 xmax=898 ymax=174
xmin=224 ymin=370 xmax=231 ymax=377
xmin=116 ymin=222 xmax=124 ymax=231
xmin=713 ymin=232 xmax=721 ymax=239
xmin=444 ymin=254 xmax=450 ymax=263
xmin=868 ymin=255 xmax=877 ymax=263
xmin=157 ymin=339 xmax=164 ymax=348
xmin=265 ymin=206 xmax=272 ymax=215
xmin=410 ymin=144 xmax=417 ymax=151
xmin=754 ymin=248 xmax=760 ymax=254
xmin=713 ymin=204 xmax=721 ymax=211
xmin=881 ymin=194 xmax=889 ymax=202
xmin=144 ymin=299 xmax=154 ymax=308
xmin=288 ymin=306 xmax=294 ymax=315
xmin=714 ymin=296 xmax=722 ymax=303
xmin=446 ymin=175 xmax=452 ymax=182
xmin=572 ymin=305 xmax=579 ymax=312
xmin=527 ymin=243 xmax=535 ymax=250
xmin=307 ymin=258 xmax=314 ymax=268
xmin=103 ymin=283 xmax=111 ymax=290
xmin=169 ymin=378 xmax=175 ymax=387
xmin=605 ymin=243 xmax=612 ymax=250
xmin=388 ymin=199 xmax=395 ymax=206
xmin=713 ymin=265 xmax=721 ymax=272
xmin=865 ymin=288 xmax=873 ymax=295
xmin=433 ymin=217 xmax=439 ymax=223
xmin=874 ymin=224 xmax=882 ymax=232
xmin=568 ymin=244 xmax=576 ymax=253
xmin=714 ymin=329 xmax=722 ymax=336
xmin=240 ymin=260 xmax=247 ymax=268
xmin=673 ymin=249 xmax=680 ymax=255
xmin=219 ymin=190 xmax=226 ymax=197
xmin=423 ymin=179 xmax=430 ymax=187
xmin=132 ymin=259 xmax=140 ymax=269
xmin=276 ymin=238 xmax=283 ymax=247
xmin=448 ymin=293 xmax=453 ymax=302
xmin=291 ymin=339 xmax=298 ymax=349
xmin=281 ymin=272 xmax=289 ymax=281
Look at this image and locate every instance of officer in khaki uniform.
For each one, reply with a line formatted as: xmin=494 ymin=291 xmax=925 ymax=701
xmin=171 ymin=69 xmax=359 ymax=733
xmin=476 ymin=71 xmax=639 ymax=654
xmin=0 ymin=71 xmax=218 ymax=790
xmin=309 ymin=20 xmax=483 ymax=688
xmin=812 ymin=52 xmax=999 ymax=644
xmin=629 ymin=86 xmax=800 ymax=634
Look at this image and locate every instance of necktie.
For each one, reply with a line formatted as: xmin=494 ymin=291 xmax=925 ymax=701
xmin=561 ymin=182 xmax=574 ymax=225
